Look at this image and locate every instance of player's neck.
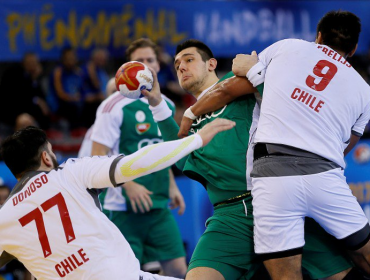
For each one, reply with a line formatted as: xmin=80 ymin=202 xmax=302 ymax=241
xmin=193 ymin=76 xmax=219 ymax=99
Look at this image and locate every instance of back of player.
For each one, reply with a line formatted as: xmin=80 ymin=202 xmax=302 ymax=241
xmin=255 ymin=38 xmax=370 ymax=168
xmin=0 ymin=158 xmax=139 ymax=280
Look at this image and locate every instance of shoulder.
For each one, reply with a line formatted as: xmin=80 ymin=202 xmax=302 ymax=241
xmin=100 ymin=92 xmax=136 ymax=114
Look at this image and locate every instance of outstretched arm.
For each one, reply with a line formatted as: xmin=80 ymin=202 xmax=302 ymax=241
xmin=178 ymin=74 xmax=256 ymax=138
xmin=114 ymin=118 xmax=235 ymax=184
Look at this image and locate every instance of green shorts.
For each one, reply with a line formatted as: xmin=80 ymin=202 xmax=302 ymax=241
xmin=188 ymin=196 xmax=259 ymax=280
xmin=188 ymin=196 xmax=353 ymax=280
xmin=104 ymin=208 xmax=186 ymax=264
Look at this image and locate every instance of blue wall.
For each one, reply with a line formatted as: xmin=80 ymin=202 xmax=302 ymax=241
xmin=0 ymin=1 xmax=369 ymax=61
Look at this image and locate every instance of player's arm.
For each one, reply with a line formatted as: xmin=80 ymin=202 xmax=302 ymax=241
xmin=178 ymin=74 xmax=256 ymax=138
xmin=190 ymin=75 xmax=256 ymax=116
xmin=344 ymin=134 xmax=361 ymax=156
xmin=141 ymin=69 xmax=189 ymax=170
xmin=0 ymin=251 xmax=16 ymax=268
xmin=91 ymin=141 xmax=111 ymax=156
xmin=113 ymin=118 xmax=235 ymax=184
xmin=168 ymin=169 xmax=185 ymax=215
xmin=346 ymin=102 xmax=370 ymax=156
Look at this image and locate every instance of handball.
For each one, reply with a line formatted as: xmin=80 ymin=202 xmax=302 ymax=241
xmin=115 ymin=61 xmax=153 ymax=99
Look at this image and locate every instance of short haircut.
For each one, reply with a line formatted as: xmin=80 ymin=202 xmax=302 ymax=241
xmin=0 ymin=127 xmax=48 ymax=178
xmin=175 ymin=39 xmax=215 ymax=62
xmin=317 ymin=10 xmax=361 ymax=56
xmin=125 ymin=38 xmax=159 ymax=61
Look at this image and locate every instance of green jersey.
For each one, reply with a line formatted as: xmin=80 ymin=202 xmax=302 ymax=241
xmin=159 ymin=72 xmax=257 ymax=205
xmin=96 ymin=93 xmax=175 ymax=211
xmin=119 ymin=98 xmax=175 ymax=210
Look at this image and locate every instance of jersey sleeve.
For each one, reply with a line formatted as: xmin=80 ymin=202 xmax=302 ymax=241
xmin=61 ymin=155 xmax=124 ymax=189
xmin=90 ymin=107 xmax=123 ymax=149
xmin=258 ymin=39 xmax=290 ymax=67
xmin=352 ymin=102 xmax=370 ymax=136
xmin=114 ymin=134 xmax=203 ymax=184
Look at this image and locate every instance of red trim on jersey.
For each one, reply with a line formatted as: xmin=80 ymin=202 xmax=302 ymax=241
xmin=102 ymin=95 xmax=126 ymax=113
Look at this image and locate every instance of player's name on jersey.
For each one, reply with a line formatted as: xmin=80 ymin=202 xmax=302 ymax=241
xmin=12 ymin=174 xmax=48 ymax=206
xmin=55 ymin=248 xmax=90 ymax=278
xmin=317 ymin=45 xmax=351 ymax=68
xmin=291 ymin=87 xmax=325 ymax=113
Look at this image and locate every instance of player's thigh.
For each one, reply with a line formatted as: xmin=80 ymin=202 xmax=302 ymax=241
xmin=144 ymin=209 xmax=186 ymax=262
xmin=306 ymin=168 xmax=369 ymax=241
xmin=252 ymin=173 xmax=306 ymax=254
xmin=110 ymin=211 xmax=145 ymax=262
xmin=302 ymin=217 xmax=353 ymax=279
xmin=189 ymin=199 xmax=257 ymax=280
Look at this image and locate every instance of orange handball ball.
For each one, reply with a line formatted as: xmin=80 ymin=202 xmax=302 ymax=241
xmin=115 ymin=61 xmax=153 ymax=99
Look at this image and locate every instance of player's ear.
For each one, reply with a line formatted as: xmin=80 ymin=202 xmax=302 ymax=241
xmin=41 ymin=151 xmax=53 ymax=168
xmin=347 ymin=44 xmax=358 ymax=58
xmin=315 ymin=32 xmax=323 ymax=44
xmin=208 ymin=58 xmax=217 ymax=72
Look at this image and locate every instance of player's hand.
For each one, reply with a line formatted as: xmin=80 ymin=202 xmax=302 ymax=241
xmin=232 ymin=51 xmax=258 ymax=77
xmin=122 ymin=181 xmax=153 ymax=213
xmin=178 ymin=116 xmax=194 ymax=138
xmin=197 ymin=118 xmax=235 ymax=147
xmin=141 ymin=67 xmax=162 ymax=107
xmin=169 ymin=184 xmax=186 ymax=215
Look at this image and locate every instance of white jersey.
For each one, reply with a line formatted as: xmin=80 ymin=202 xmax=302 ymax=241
xmin=255 ymin=39 xmax=370 ymax=168
xmin=0 ymin=156 xmax=139 ymax=280
xmin=77 ymin=126 xmax=94 ymax=158
xmin=0 ymin=133 xmax=203 ymax=279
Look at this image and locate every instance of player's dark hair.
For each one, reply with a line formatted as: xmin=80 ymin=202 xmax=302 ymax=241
xmin=176 ymin=39 xmax=215 ymax=62
xmin=126 ymin=38 xmax=159 ymax=61
xmin=317 ymin=11 xmax=361 ymax=56
xmin=0 ymin=127 xmax=49 ymax=178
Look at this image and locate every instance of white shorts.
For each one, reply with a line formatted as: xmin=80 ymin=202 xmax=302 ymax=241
xmin=252 ymin=167 xmax=368 ymax=254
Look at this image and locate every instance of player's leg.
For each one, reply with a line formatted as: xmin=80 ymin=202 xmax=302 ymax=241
xmin=302 ymin=217 xmax=353 ymax=280
xmin=145 ymin=209 xmax=187 ymax=278
xmin=187 ymin=197 xmax=258 ymax=280
xmin=109 ymin=210 xmax=145 ymax=263
xmin=346 ymin=239 xmax=370 ymax=275
xmin=305 ymin=168 xmax=370 ymax=275
xmin=251 ymin=156 xmax=308 ymax=280
xmin=263 ymin=255 xmax=303 ymax=280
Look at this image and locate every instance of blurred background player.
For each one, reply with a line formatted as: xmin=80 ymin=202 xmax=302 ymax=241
xmin=90 ymin=38 xmax=187 ymax=278
xmin=48 ymin=47 xmax=84 ymax=129
xmin=0 ymin=52 xmax=50 ymax=134
xmin=81 ymin=48 xmax=110 ymax=127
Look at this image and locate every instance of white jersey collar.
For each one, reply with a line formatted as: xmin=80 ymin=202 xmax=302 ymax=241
xmin=197 ymin=82 xmax=217 ymax=100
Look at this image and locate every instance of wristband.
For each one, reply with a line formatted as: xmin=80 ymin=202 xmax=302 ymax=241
xmin=149 ymin=99 xmax=172 ymax=122
xmin=246 ymin=61 xmax=266 ymax=87
xmin=184 ymin=106 xmax=197 ymax=120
